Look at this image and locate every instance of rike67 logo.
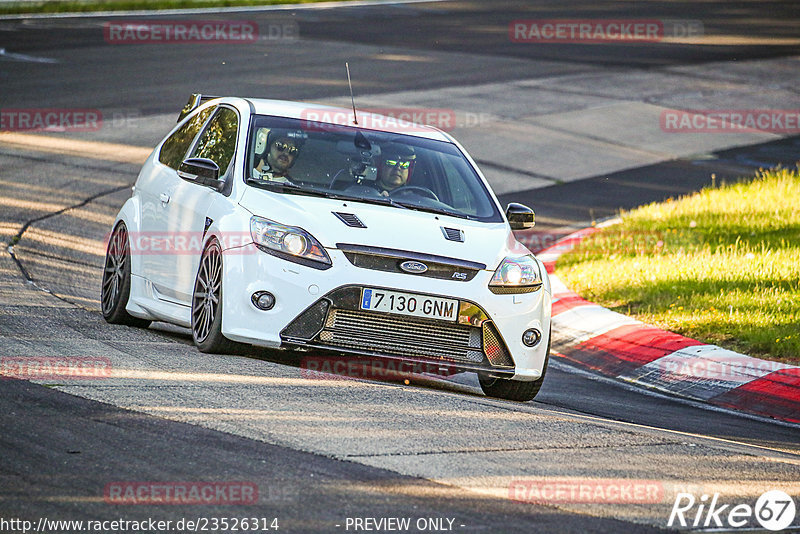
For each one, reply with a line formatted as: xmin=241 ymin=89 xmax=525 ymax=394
xmin=669 ymin=491 xmax=796 ymax=531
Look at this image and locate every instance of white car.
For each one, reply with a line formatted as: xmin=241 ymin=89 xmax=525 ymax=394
xmin=101 ymin=94 xmax=552 ymax=401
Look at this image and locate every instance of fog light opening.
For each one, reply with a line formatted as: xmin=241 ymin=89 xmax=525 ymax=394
xmin=252 ymin=291 xmax=276 ymax=311
xmin=522 ymin=328 xmax=541 ymax=347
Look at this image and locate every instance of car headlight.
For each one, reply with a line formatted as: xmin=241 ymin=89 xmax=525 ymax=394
xmin=250 ymin=216 xmax=331 ymax=270
xmin=489 ymin=255 xmax=542 ymax=294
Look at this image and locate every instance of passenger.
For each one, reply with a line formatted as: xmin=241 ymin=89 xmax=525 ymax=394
xmin=374 ymin=144 xmax=416 ymax=196
xmin=253 ymin=129 xmax=306 ymax=183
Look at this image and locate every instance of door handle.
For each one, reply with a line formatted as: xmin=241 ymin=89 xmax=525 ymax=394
xmin=159 ymin=193 xmax=170 ymax=204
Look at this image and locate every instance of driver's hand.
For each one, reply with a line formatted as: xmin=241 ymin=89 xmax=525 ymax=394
xmin=379 ymin=190 xmax=390 ymax=197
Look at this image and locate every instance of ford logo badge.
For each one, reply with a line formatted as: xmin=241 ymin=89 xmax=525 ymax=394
xmin=400 ymin=261 xmax=428 ymax=274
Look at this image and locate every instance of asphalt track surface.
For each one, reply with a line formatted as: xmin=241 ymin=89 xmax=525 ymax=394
xmin=1 ymin=1 xmax=800 ymax=532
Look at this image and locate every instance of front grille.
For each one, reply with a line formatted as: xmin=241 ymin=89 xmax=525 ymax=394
xmin=318 ymin=309 xmax=484 ymax=363
xmin=280 ymin=286 xmax=516 ymax=371
xmin=338 ymin=244 xmax=483 ymax=282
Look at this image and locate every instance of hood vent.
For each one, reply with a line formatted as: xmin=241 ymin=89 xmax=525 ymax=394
xmin=333 ymin=212 xmax=366 ymax=228
xmin=441 ymin=227 xmax=464 ymax=243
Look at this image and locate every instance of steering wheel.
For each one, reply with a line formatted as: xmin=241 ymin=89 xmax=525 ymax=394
xmin=328 ymin=168 xmax=350 ymax=189
xmin=389 ymin=186 xmax=439 ymax=202
xmin=343 ymin=184 xmax=381 ymax=197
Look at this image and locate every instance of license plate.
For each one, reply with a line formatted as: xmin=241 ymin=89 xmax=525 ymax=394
xmin=360 ymin=288 xmax=459 ymax=322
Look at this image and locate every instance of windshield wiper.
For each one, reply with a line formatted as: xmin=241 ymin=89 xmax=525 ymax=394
xmin=392 ymin=202 xmax=475 ymax=220
xmin=246 ymin=179 xmax=426 ymax=213
xmin=245 ymin=179 xmax=344 ymax=199
xmin=350 ymin=195 xmax=410 ymax=210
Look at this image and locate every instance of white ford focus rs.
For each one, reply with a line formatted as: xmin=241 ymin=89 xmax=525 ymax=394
xmin=102 ymin=94 xmax=552 ymax=401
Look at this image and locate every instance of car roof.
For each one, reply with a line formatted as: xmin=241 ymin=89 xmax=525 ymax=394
xmin=224 ymin=97 xmax=453 ymax=142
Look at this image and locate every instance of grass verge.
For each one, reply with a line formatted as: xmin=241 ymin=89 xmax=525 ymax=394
xmin=555 ymin=167 xmax=800 ymax=365
xmin=0 ymin=0 xmax=338 ymax=16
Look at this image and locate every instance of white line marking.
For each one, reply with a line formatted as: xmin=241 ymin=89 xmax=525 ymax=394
xmin=620 ymin=345 xmax=796 ymax=403
xmin=0 ymin=47 xmax=58 ymax=63
xmin=549 ymin=357 xmax=800 ymax=433
xmin=552 ymin=304 xmax=641 ymax=346
xmin=548 ymin=274 xmax=572 ymax=295
xmin=0 ymin=0 xmax=451 ymax=20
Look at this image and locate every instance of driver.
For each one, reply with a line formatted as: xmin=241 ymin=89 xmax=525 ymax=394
xmin=253 ymin=129 xmax=306 ymax=183
xmin=374 ymin=144 xmax=415 ymax=196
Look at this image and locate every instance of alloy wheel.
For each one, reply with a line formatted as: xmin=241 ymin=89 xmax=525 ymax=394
xmin=101 ymin=224 xmax=128 ymax=316
xmin=192 ymin=241 xmax=222 ymax=344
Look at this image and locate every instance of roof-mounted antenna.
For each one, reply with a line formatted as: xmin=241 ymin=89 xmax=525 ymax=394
xmin=346 ymin=62 xmax=358 ymax=126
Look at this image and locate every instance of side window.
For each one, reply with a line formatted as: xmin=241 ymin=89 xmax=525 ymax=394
xmin=158 ymin=106 xmax=214 ymax=170
xmin=189 ymin=107 xmax=239 ymax=176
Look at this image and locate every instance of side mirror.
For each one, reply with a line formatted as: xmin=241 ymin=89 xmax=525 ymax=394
xmin=506 ymin=203 xmax=535 ymax=230
xmin=178 ymin=158 xmax=224 ymax=192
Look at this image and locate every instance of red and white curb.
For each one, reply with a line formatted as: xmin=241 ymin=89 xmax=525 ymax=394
xmin=531 ymin=227 xmax=800 ymax=425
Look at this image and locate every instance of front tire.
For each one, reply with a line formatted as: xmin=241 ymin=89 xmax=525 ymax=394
xmin=479 ymin=329 xmax=550 ymax=402
xmin=101 ymin=222 xmax=151 ymax=328
xmin=191 ymin=239 xmax=241 ymax=354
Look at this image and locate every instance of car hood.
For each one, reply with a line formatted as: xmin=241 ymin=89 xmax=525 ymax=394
xmin=239 ymin=188 xmax=528 ymax=270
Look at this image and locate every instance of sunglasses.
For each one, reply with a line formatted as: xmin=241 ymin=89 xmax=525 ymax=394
xmin=273 ymin=142 xmax=299 ymax=156
xmin=384 ymin=159 xmax=411 ymax=169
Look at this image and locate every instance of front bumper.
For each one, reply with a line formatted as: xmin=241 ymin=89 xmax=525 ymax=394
xmin=280 ymin=285 xmax=516 ymax=377
xmin=220 ymin=243 xmax=551 ymax=381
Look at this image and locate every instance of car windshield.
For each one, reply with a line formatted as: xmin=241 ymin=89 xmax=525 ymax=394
xmin=245 ymin=115 xmax=503 ymax=222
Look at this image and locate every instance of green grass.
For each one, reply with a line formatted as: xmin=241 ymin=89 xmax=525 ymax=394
xmin=556 ymin=167 xmax=800 ymax=364
xmin=0 ymin=0 xmax=337 ymax=15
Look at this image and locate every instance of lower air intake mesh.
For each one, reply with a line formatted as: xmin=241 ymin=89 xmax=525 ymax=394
xmin=482 ymin=321 xmax=514 ymax=367
xmin=318 ymin=309 xmax=484 ymax=363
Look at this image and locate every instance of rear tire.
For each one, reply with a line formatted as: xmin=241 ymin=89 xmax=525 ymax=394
xmin=101 ymin=222 xmax=151 ymax=328
xmin=191 ymin=239 xmax=242 ymax=354
xmin=479 ymin=329 xmax=550 ymax=402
